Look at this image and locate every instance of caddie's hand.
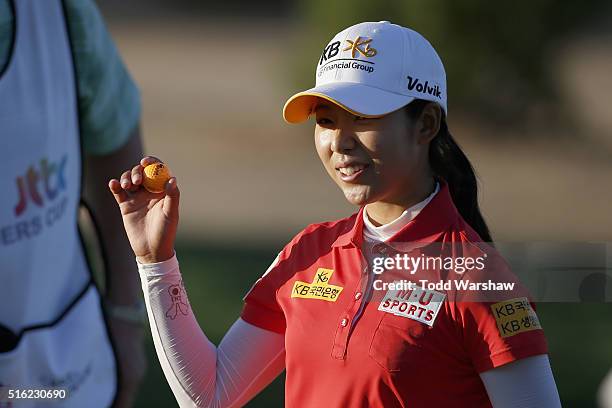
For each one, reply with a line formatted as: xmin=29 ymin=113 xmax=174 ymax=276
xmin=107 ymin=316 xmax=147 ymax=408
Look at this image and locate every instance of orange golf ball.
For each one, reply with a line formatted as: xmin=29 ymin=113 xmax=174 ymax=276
xmin=142 ymin=162 xmax=171 ymax=193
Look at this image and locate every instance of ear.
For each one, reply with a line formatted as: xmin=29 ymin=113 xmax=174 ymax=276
xmin=416 ymin=103 xmax=441 ymax=144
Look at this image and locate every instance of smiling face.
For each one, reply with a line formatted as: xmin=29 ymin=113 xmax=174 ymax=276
xmin=314 ymin=101 xmax=439 ymax=208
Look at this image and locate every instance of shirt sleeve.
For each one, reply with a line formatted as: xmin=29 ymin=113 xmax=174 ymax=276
xmin=138 ymin=254 xmax=286 ymax=407
xmin=240 ymin=251 xmax=287 ymax=334
xmin=480 ymin=354 xmax=561 ymax=408
xmin=453 ymin=249 xmax=549 ymax=373
xmin=64 ymin=0 xmax=141 ymax=155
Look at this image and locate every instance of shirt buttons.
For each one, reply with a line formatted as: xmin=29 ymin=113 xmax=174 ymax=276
xmin=340 ymin=318 xmax=348 ymax=327
xmin=354 ymin=292 xmax=362 ymax=300
xmin=374 ymin=244 xmax=387 ymax=254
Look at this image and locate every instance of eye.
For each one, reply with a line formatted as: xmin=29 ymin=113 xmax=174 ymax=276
xmin=316 ymin=117 xmax=333 ymax=126
xmin=355 ymin=115 xmax=377 ymax=122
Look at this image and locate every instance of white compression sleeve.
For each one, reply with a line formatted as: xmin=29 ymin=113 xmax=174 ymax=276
xmin=138 ymin=254 xmax=286 ymax=408
xmin=479 ymin=354 xmax=561 ymax=408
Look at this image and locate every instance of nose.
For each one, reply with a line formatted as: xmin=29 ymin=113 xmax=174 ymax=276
xmin=329 ymin=128 xmax=356 ymax=153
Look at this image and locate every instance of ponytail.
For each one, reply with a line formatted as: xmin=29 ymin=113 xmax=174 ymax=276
xmin=406 ymin=100 xmax=494 ymax=243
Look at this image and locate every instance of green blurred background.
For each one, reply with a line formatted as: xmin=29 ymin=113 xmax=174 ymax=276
xmin=91 ymin=0 xmax=612 ymax=406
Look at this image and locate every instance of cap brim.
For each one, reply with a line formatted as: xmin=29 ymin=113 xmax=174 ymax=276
xmin=283 ymin=82 xmax=416 ymax=124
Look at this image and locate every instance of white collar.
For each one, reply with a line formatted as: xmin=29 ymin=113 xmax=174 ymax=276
xmin=362 ymin=181 xmax=440 ymax=242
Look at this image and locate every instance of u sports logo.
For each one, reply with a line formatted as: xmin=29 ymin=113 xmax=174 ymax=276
xmin=292 ymin=268 xmax=344 ymax=302
xmin=379 ymin=286 xmax=446 ymax=327
xmin=319 ymin=35 xmax=378 ymax=65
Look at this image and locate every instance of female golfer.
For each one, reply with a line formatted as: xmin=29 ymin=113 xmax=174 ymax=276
xmin=109 ymin=21 xmax=561 ymax=407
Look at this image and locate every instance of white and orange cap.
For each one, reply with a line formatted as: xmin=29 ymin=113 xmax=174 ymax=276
xmin=283 ymin=21 xmax=447 ymax=124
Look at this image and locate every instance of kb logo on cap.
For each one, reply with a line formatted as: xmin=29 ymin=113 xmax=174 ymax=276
xmin=343 ymin=36 xmax=377 ymax=58
xmin=319 ymin=36 xmax=378 ymax=65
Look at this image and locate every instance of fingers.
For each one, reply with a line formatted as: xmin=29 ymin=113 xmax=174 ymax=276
xmin=140 ymin=156 xmax=162 ymax=167
xmin=119 ymin=170 xmax=136 ymax=192
xmin=131 ymin=164 xmax=143 ymax=186
xmin=108 ymin=179 xmax=128 ymax=204
xmin=108 ymin=156 xmax=170 ymax=204
xmin=162 ymin=177 xmax=180 ymax=220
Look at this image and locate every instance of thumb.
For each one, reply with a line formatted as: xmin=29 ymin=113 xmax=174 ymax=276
xmin=162 ymin=177 xmax=180 ymax=220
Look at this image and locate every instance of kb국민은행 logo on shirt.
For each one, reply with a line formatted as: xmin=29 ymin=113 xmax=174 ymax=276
xmin=379 ymin=285 xmax=446 ymax=327
xmin=291 ymin=268 xmax=343 ymax=302
xmin=491 ymin=297 xmax=541 ymax=338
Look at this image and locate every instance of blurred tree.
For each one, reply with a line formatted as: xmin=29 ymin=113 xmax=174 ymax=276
xmin=290 ymin=0 xmax=611 ymax=126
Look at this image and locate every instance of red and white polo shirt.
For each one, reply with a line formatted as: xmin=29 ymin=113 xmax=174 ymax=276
xmin=240 ymin=179 xmax=548 ymax=407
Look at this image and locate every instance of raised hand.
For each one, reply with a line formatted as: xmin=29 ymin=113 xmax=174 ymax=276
xmin=108 ymin=156 xmax=179 ymax=264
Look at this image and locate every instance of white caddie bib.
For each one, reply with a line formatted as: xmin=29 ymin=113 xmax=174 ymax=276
xmin=0 ymin=1 xmax=116 ymax=406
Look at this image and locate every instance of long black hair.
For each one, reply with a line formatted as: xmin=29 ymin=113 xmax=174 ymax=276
xmin=406 ymin=100 xmax=493 ymax=243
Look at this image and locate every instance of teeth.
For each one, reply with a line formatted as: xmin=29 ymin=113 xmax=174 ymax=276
xmin=338 ymin=165 xmax=364 ymax=176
